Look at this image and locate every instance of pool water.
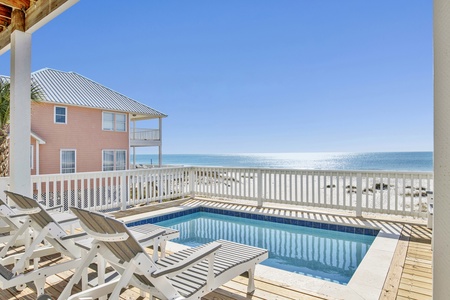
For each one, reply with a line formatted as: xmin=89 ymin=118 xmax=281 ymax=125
xmin=155 ymin=212 xmax=376 ymax=284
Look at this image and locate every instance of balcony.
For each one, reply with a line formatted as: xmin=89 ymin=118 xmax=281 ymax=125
xmin=130 ymin=128 xmax=160 ymax=147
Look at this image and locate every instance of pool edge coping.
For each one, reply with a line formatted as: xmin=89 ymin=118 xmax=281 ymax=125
xmin=118 ymin=203 xmax=399 ymax=300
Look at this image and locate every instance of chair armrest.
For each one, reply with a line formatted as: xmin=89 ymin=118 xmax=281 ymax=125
xmin=61 ymin=232 xmax=88 ymax=241
xmin=9 ymin=213 xmax=28 ymax=218
xmin=135 ymin=228 xmax=166 ymax=243
xmin=45 ymin=205 xmax=63 ymax=212
xmin=58 ymin=216 xmax=79 ymax=224
xmin=152 ymin=242 xmax=221 ymax=278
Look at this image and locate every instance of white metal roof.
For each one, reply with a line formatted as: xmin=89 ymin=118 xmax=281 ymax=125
xmin=30 ymin=68 xmax=167 ymax=118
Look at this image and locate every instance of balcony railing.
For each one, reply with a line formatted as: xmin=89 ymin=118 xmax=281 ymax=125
xmin=130 ymin=128 xmax=160 ymax=146
xmin=0 ymin=167 xmax=433 ymax=217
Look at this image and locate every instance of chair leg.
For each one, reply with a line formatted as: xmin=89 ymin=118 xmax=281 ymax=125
xmin=12 ymin=226 xmax=49 ymax=273
xmin=34 ymin=277 xmax=46 ymax=296
xmin=152 ymin=241 xmax=159 ymax=262
xmin=98 ymin=257 xmax=107 ymax=300
xmin=247 ymin=267 xmax=256 ymax=294
xmin=160 ymin=240 xmax=167 ymax=258
xmin=58 ymin=244 xmax=100 ymax=300
xmin=109 ymin=263 xmax=137 ymax=299
xmin=0 ymin=220 xmax=30 ymax=257
xmin=140 ymin=289 xmax=146 ymax=297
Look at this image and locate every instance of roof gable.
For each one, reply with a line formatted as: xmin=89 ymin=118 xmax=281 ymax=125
xmin=30 ymin=68 xmax=166 ymax=118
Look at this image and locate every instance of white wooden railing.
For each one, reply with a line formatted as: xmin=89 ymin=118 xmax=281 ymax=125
xmin=0 ymin=167 xmax=433 ymax=217
xmin=130 ymin=128 xmax=160 ymax=141
xmin=191 ymin=167 xmax=433 ymax=217
xmin=29 ymin=167 xmax=189 ymax=212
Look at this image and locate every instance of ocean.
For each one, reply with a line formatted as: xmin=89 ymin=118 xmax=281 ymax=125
xmin=132 ymin=152 xmax=433 ymax=172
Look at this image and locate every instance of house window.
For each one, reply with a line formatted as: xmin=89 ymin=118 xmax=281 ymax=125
xmin=116 ymin=150 xmax=126 ymax=170
xmin=102 ymin=112 xmax=114 ymax=131
xmin=115 ymin=114 xmax=126 ymax=132
xmin=103 ymin=150 xmax=127 ymax=171
xmin=55 ymin=106 xmax=67 ymax=124
xmin=103 ymin=151 xmax=114 ymax=171
xmin=61 ymin=150 xmax=76 ymax=174
xmin=102 ymin=112 xmax=126 ymax=132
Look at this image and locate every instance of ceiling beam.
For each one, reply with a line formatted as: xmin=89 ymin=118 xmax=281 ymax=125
xmin=0 ymin=0 xmax=30 ymax=10
xmin=11 ymin=8 xmax=24 ymax=31
xmin=0 ymin=0 xmax=78 ymax=54
xmin=0 ymin=5 xmax=12 ymax=18
xmin=0 ymin=16 xmax=10 ymax=27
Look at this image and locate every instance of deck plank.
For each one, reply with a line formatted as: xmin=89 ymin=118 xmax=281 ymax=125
xmin=381 ymin=224 xmax=432 ymax=300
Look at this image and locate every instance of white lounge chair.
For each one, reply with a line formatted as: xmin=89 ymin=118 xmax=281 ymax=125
xmin=60 ymin=207 xmax=268 ymax=300
xmin=0 ymin=191 xmax=179 ymax=296
xmin=0 ymin=192 xmax=86 ymax=296
xmin=0 ymin=196 xmax=79 ymax=250
xmin=0 ymin=191 xmax=179 ymax=297
xmin=0 ymin=191 xmax=82 ymax=263
xmin=0 ymin=198 xmax=30 ymax=245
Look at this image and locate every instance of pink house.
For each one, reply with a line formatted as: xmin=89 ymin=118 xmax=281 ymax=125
xmin=25 ymin=68 xmax=166 ymax=175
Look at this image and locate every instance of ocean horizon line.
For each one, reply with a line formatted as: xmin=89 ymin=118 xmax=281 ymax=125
xmin=131 ymin=152 xmax=433 ymax=172
xmin=159 ymin=151 xmax=433 ymax=155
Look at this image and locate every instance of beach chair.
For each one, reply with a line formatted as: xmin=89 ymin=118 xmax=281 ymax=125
xmin=0 ymin=196 xmax=78 ymax=247
xmin=0 ymin=191 xmax=180 ymax=296
xmin=0 ymin=198 xmax=28 ymax=245
xmin=60 ymin=207 xmax=268 ymax=300
xmin=0 ymin=191 xmax=82 ymax=263
xmin=2 ymin=191 xmax=178 ymax=260
xmin=0 ymin=192 xmax=85 ymax=295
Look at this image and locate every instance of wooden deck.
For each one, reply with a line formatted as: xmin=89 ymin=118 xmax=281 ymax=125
xmin=381 ymin=225 xmax=432 ymax=300
xmin=0 ymin=199 xmax=433 ymax=299
xmin=0 ymin=247 xmax=328 ymax=299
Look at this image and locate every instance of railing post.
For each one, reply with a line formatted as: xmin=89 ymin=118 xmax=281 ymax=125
xmin=356 ymin=173 xmax=362 ymax=217
xmin=158 ymin=170 xmax=163 ymax=203
xmin=121 ymin=172 xmax=127 ymax=211
xmin=189 ymin=167 xmax=196 ymax=198
xmin=257 ymin=169 xmax=263 ymax=208
xmin=427 ymin=191 xmax=434 ymax=229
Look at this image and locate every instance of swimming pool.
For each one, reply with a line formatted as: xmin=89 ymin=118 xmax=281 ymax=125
xmin=128 ymin=207 xmax=378 ymax=285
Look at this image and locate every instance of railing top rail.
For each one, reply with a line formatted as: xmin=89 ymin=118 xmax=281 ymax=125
xmin=31 ymin=166 xmax=187 ymax=180
xmin=131 ymin=128 xmax=159 ymax=132
xmin=30 ymin=165 xmax=433 ymax=181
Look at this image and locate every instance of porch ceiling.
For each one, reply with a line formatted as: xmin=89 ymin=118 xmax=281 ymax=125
xmin=0 ymin=0 xmax=78 ymax=55
xmin=130 ymin=113 xmax=163 ymax=121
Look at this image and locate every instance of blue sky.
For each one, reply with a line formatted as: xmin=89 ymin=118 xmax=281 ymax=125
xmin=0 ymin=0 xmax=432 ymax=154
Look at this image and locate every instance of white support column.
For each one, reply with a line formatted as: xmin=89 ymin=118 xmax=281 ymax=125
xmin=9 ymin=30 xmax=32 ymax=196
xmin=158 ymin=117 xmax=163 ymax=167
xmin=433 ymin=0 xmax=450 ymax=298
xmin=35 ymin=140 xmax=40 ymax=175
xmin=132 ymin=120 xmax=136 ymax=168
